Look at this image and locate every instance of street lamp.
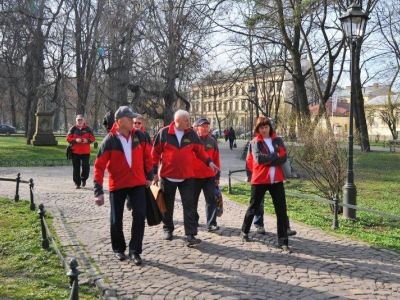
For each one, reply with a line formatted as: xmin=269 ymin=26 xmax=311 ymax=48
xmin=339 ymin=2 xmax=369 ymax=220
xmin=248 ymin=86 xmax=256 ymax=138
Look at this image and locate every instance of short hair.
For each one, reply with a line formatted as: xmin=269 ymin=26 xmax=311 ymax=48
xmin=134 ymin=115 xmax=143 ymax=120
xmin=253 ymin=117 xmax=274 ymax=136
xmin=174 ymin=109 xmax=189 ymax=121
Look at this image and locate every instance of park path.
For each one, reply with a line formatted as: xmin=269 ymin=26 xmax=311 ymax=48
xmin=0 ymin=139 xmax=399 ymax=299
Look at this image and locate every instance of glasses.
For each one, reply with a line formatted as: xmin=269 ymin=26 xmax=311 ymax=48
xmin=134 ymin=122 xmax=142 ymax=125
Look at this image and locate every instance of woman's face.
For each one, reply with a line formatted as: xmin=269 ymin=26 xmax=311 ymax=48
xmin=258 ymin=124 xmax=271 ymax=138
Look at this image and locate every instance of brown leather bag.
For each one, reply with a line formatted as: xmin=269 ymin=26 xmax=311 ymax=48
xmin=150 ymin=185 xmax=166 ymax=213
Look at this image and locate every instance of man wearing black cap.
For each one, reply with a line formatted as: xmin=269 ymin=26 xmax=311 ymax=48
xmin=93 ymin=106 xmax=153 ymax=265
xmin=66 ymin=115 xmax=96 ymax=189
xmin=192 ymin=118 xmax=221 ymax=232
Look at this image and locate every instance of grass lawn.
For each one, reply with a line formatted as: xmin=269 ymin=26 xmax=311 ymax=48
xmin=224 ymin=151 xmax=400 ymax=253
xmin=0 ymin=136 xmax=102 ymax=166
xmin=0 ymin=197 xmax=101 ymax=299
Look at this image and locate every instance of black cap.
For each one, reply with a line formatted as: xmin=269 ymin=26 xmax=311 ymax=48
xmin=194 ymin=118 xmax=210 ymax=127
xmin=114 ymin=106 xmax=139 ymax=120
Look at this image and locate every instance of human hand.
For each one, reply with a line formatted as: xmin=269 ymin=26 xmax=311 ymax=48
xmin=76 ymin=138 xmax=82 ymax=143
xmin=146 ymin=180 xmax=152 ymax=188
xmin=153 ymin=174 xmax=159 ymax=186
xmin=209 ymin=162 xmax=220 ymax=173
xmin=94 ymin=194 xmax=104 ymax=206
xmin=215 ymin=179 xmax=220 ymax=186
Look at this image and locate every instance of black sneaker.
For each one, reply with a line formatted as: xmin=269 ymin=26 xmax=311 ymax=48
xmin=115 ymin=252 xmax=126 ymax=261
xmin=185 ymin=235 xmax=201 ymax=246
xmin=207 ymin=225 xmax=220 ymax=232
xmin=163 ymin=231 xmax=173 ymax=241
xmin=129 ymin=253 xmax=142 ymax=265
xmin=75 ymin=184 xmax=80 ymax=189
xmin=82 ymin=180 xmax=86 ymax=187
xmin=241 ymin=233 xmax=250 ymax=242
xmin=287 ymin=228 xmax=297 ymax=236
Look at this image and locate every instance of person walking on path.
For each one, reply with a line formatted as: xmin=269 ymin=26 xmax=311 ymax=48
xmin=66 ymin=115 xmax=96 ymax=189
xmin=223 ymin=128 xmax=229 ymax=142
xmin=192 ymin=118 xmax=221 ymax=232
xmin=126 ymin=114 xmax=152 ymax=212
xmin=151 ymin=110 xmax=220 ymax=246
xmin=228 ymin=127 xmax=236 ymax=150
xmin=241 ymin=117 xmax=290 ymax=250
xmin=93 ymin=106 xmax=153 ymax=265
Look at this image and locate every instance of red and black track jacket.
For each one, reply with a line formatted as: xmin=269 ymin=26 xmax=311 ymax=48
xmin=66 ymin=124 xmax=95 ymax=155
xmin=151 ymin=122 xmax=212 ymax=179
xmin=94 ymin=124 xmax=153 ymax=197
xmin=193 ymin=133 xmax=221 ymax=180
xmin=246 ymin=133 xmax=287 ymax=185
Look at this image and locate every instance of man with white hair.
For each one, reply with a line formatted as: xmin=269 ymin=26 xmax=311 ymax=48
xmin=152 ymin=110 xmax=220 ymax=246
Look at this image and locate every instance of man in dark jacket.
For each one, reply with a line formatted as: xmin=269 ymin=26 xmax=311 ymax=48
xmin=152 ymin=110 xmax=220 ymax=246
xmin=94 ymin=106 xmax=153 ymax=265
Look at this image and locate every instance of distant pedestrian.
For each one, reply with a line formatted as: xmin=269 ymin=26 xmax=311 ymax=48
xmin=151 ymin=109 xmax=220 ymax=246
xmin=66 ymin=115 xmax=96 ymax=189
xmin=241 ymin=117 xmax=290 ymax=251
xmin=93 ymin=106 xmax=153 ymax=265
xmin=228 ymin=127 xmax=236 ymax=150
xmin=103 ymin=109 xmax=114 ymax=132
xmin=224 ymin=128 xmax=229 ymax=142
xmin=192 ymin=118 xmax=221 ymax=232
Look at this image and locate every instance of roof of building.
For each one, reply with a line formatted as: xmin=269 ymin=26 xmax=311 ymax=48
xmin=365 ymin=94 xmax=400 ymax=106
xmin=309 ymin=100 xmax=349 ymax=117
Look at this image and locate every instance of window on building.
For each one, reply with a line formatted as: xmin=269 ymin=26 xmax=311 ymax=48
xmin=218 ymin=102 xmax=221 ymax=111
xmin=209 ymin=89 xmax=212 ymax=98
xmin=224 ymin=102 xmax=227 ymax=111
xmin=242 ymin=87 xmax=245 ymax=95
xmin=242 ymin=100 xmax=246 ymax=110
xmin=235 ymin=101 xmax=238 ymax=110
xmin=236 ymin=86 xmax=240 ymax=95
xmin=230 ymin=86 xmax=233 ymax=96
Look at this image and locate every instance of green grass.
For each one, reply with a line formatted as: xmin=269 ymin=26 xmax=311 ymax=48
xmin=0 ymin=136 xmax=102 ymax=166
xmin=0 ymin=197 xmax=101 ymax=299
xmin=225 ymin=151 xmax=400 ymax=253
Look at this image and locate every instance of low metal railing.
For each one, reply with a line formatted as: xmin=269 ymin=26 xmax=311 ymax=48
xmin=227 ymin=169 xmax=400 ymax=230
xmin=0 ymin=174 xmax=81 ymax=299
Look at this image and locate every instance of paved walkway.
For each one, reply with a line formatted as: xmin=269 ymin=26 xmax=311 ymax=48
xmin=0 ymin=140 xmax=399 ymax=299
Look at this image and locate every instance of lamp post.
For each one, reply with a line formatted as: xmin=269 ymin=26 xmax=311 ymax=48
xmin=248 ymin=86 xmax=256 ymax=138
xmin=339 ymin=2 xmax=369 ymax=220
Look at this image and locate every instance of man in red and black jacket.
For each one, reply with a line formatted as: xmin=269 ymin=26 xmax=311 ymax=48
xmin=192 ymin=118 xmax=221 ymax=232
xmin=93 ymin=106 xmax=153 ymax=265
xmin=152 ymin=110 xmax=220 ymax=246
xmin=66 ymin=115 xmax=96 ymax=189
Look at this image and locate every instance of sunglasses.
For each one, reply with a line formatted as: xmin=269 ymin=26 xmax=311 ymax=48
xmin=134 ymin=122 xmax=142 ymax=125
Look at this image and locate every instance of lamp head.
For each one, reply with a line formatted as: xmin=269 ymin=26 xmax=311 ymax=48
xmin=339 ymin=2 xmax=369 ymax=42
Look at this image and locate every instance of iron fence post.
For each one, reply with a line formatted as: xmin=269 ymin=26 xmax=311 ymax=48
xmin=14 ymin=173 xmax=21 ymax=202
xmin=332 ymin=193 xmax=339 ymax=230
xmin=38 ymin=204 xmax=50 ymax=250
xmin=67 ymin=258 xmax=80 ymax=300
xmin=228 ymin=170 xmax=232 ymax=194
xmin=29 ymin=178 xmax=35 ymax=211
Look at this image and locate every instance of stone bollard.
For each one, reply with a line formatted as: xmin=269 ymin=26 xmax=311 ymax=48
xmin=67 ymin=258 xmax=80 ymax=300
xmin=29 ymin=178 xmax=35 ymax=211
xmin=38 ymin=204 xmax=50 ymax=250
xmin=14 ymin=173 xmax=21 ymax=202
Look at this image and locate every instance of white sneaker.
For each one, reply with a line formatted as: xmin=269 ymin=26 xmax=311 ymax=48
xmin=256 ymin=227 xmax=266 ymax=234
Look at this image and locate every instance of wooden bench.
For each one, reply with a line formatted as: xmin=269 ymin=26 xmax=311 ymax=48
xmin=388 ymin=140 xmax=400 ymax=153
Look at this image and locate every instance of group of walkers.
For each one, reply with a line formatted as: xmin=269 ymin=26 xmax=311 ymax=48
xmin=66 ymin=106 xmax=295 ymax=265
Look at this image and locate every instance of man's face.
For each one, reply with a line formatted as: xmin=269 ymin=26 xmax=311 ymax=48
xmin=117 ymin=117 xmax=134 ymax=132
xmin=76 ymin=118 xmax=84 ymax=126
xmin=197 ymin=123 xmax=210 ymax=137
xmin=133 ymin=118 xmax=143 ymax=129
xmin=175 ymin=114 xmax=190 ymax=131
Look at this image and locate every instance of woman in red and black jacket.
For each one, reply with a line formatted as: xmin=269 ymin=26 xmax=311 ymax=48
xmin=241 ymin=117 xmax=290 ymax=250
xmin=66 ymin=115 xmax=96 ymax=189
